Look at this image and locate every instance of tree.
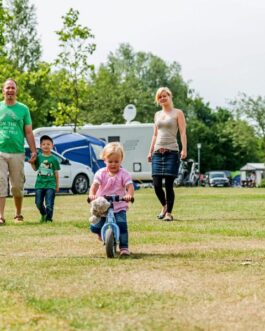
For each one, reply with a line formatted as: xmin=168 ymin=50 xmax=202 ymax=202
xmin=4 ymin=0 xmax=41 ymax=71
xmin=186 ymin=106 xmax=262 ymax=172
xmin=0 ymin=0 xmax=8 ymax=56
xmin=84 ymin=43 xmax=189 ymax=124
xmin=232 ymin=93 xmax=265 ymax=146
xmin=216 ymin=119 xmax=262 ymax=170
xmin=21 ymin=62 xmax=54 ymax=128
xmin=52 ymin=8 xmax=96 ymax=130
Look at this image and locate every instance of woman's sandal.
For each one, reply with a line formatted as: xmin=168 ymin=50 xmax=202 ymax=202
xmin=0 ymin=217 xmax=6 ymax=225
xmin=14 ymin=215 xmax=24 ymax=222
xmin=157 ymin=211 xmax=167 ymax=219
xmin=163 ymin=214 xmax=173 ymax=221
xmin=157 ymin=206 xmax=167 ymax=219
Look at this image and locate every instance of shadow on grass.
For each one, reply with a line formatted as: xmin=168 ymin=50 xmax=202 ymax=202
xmin=129 ymin=252 xmax=195 ymax=259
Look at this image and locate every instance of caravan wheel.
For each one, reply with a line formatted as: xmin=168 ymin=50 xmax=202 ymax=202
xmin=72 ymin=174 xmax=89 ymax=194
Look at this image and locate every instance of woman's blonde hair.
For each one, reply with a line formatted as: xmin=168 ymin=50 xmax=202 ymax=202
xmin=155 ymin=87 xmax=173 ymax=106
xmin=100 ymin=142 xmax=124 ymax=161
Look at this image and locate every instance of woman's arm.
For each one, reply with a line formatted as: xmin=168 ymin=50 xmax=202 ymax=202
xmin=177 ymin=110 xmax=187 ymax=159
xmin=147 ymin=114 xmax=158 ymax=162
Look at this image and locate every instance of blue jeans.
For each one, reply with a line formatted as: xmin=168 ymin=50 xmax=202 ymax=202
xmin=35 ymin=188 xmax=56 ymax=221
xmin=90 ymin=210 xmax=128 ymax=249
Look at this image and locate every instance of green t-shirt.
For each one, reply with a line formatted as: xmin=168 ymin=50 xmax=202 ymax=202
xmin=34 ymin=154 xmax=61 ymax=189
xmin=0 ymin=101 xmax=32 ymax=153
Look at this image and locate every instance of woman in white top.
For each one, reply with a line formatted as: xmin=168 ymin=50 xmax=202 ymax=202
xmin=147 ymin=87 xmax=187 ymax=221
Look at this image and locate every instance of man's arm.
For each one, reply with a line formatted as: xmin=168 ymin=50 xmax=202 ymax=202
xmin=24 ymin=125 xmax=37 ymax=163
xmin=55 ymin=171 xmax=59 ymax=192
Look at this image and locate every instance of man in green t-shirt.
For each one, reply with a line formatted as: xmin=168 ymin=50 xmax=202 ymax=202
xmin=0 ymin=78 xmax=37 ymax=225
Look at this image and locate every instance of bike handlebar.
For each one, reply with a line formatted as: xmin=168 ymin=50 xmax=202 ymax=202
xmin=87 ymin=195 xmax=134 ymax=204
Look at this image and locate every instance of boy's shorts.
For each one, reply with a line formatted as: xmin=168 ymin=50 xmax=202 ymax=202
xmin=0 ymin=152 xmax=25 ymax=197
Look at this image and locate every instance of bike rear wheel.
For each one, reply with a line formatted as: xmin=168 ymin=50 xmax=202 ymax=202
xmin=105 ymin=228 xmax=117 ymax=258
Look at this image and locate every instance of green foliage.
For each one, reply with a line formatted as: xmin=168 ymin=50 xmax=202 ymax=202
xmin=232 ymin=93 xmax=265 ymax=138
xmin=4 ymin=0 xmax=41 ymax=71
xmin=52 ymin=8 xmax=96 ymax=130
xmin=0 ymin=0 xmax=8 ymax=56
xmin=84 ymin=43 xmax=189 ymax=124
xmin=55 ymin=8 xmax=96 ymax=79
xmin=258 ymin=179 xmax=265 ymax=188
xmin=20 ymin=62 xmax=54 ymax=128
xmin=186 ymin=105 xmax=262 ymax=171
xmin=50 ymin=102 xmax=80 ymax=126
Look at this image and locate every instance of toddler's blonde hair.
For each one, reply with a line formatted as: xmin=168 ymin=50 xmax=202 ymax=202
xmin=100 ymin=142 xmax=124 ymax=161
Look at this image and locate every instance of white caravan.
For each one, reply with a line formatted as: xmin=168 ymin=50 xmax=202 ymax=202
xmin=33 ymin=123 xmax=154 ymax=181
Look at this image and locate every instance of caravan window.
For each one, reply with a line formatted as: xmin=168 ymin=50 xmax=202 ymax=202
xmin=108 ymin=136 xmax=120 ymax=142
xmin=92 ymin=144 xmax=104 ymax=159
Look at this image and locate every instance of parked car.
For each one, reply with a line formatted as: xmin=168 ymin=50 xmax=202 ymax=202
xmin=24 ymin=147 xmax=94 ymax=194
xmin=204 ymin=171 xmax=230 ymax=187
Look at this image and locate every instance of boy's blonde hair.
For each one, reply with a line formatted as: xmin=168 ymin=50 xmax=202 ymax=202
xmin=155 ymin=87 xmax=173 ymax=106
xmin=100 ymin=142 xmax=124 ymax=161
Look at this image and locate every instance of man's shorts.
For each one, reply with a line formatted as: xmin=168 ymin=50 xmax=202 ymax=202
xmin=0 ymin=152 xmax=25 ymax=197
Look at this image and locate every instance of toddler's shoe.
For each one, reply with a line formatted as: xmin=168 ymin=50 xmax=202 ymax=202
xmin=46 ymin=218 xmax=53 ymax=222
xmin=120 ymin=248 xmax=130 ymax=257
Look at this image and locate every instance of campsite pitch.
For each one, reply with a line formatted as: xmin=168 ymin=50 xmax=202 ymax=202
xmin=0 ymin=188 xmax=265 ymax=330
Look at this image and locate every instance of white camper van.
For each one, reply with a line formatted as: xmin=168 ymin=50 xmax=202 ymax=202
xmin=33 ymin=123 xmax=154 ymax=181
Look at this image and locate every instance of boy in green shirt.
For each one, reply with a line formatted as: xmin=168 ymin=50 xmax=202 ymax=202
xmin=31 ymin=135 xmax=60 ymax=222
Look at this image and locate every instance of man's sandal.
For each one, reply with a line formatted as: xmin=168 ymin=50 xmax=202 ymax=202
xmin=14 ymin=215 xmax=24 ymax=222
xmin=0 ymin=217 xmax=6 ymax=225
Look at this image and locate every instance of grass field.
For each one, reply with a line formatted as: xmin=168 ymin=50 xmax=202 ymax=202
xmin=1 ymin=187 xmax=265 ymax=331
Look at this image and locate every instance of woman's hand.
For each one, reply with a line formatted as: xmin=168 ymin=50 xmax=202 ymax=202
xmin=147 ymin=152 xmax=152 ymax=162
xmin=180 ymin=150 xmax=187 ymax=160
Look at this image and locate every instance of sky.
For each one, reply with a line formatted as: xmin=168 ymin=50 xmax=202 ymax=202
xmin=32 ymin=0 xmax=265 ymax=109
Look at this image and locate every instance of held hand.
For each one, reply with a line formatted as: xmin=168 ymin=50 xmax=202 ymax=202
xmin=56 ymin=187 xmax=59 ymax=193
xmin=180 ymin=150 xmax=187 ymax=160
xmin=28 ymin=152 xmax=37 ymax=164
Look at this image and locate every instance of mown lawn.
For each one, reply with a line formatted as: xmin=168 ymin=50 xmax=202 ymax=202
xmin=1 ymin=187 xmax=265 ymax=330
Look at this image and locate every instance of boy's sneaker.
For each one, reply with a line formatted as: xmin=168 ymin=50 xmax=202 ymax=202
xmin=46 ymin=218 xmax=53 ymax=222
xmin=120 ymin=248 xmax=130 ymax=257
xmin=40 ymin=215 xmax=47 ymax=223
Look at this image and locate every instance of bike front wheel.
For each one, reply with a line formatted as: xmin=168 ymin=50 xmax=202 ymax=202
xmin=105 ymin=228 xmax=117 ymax=258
